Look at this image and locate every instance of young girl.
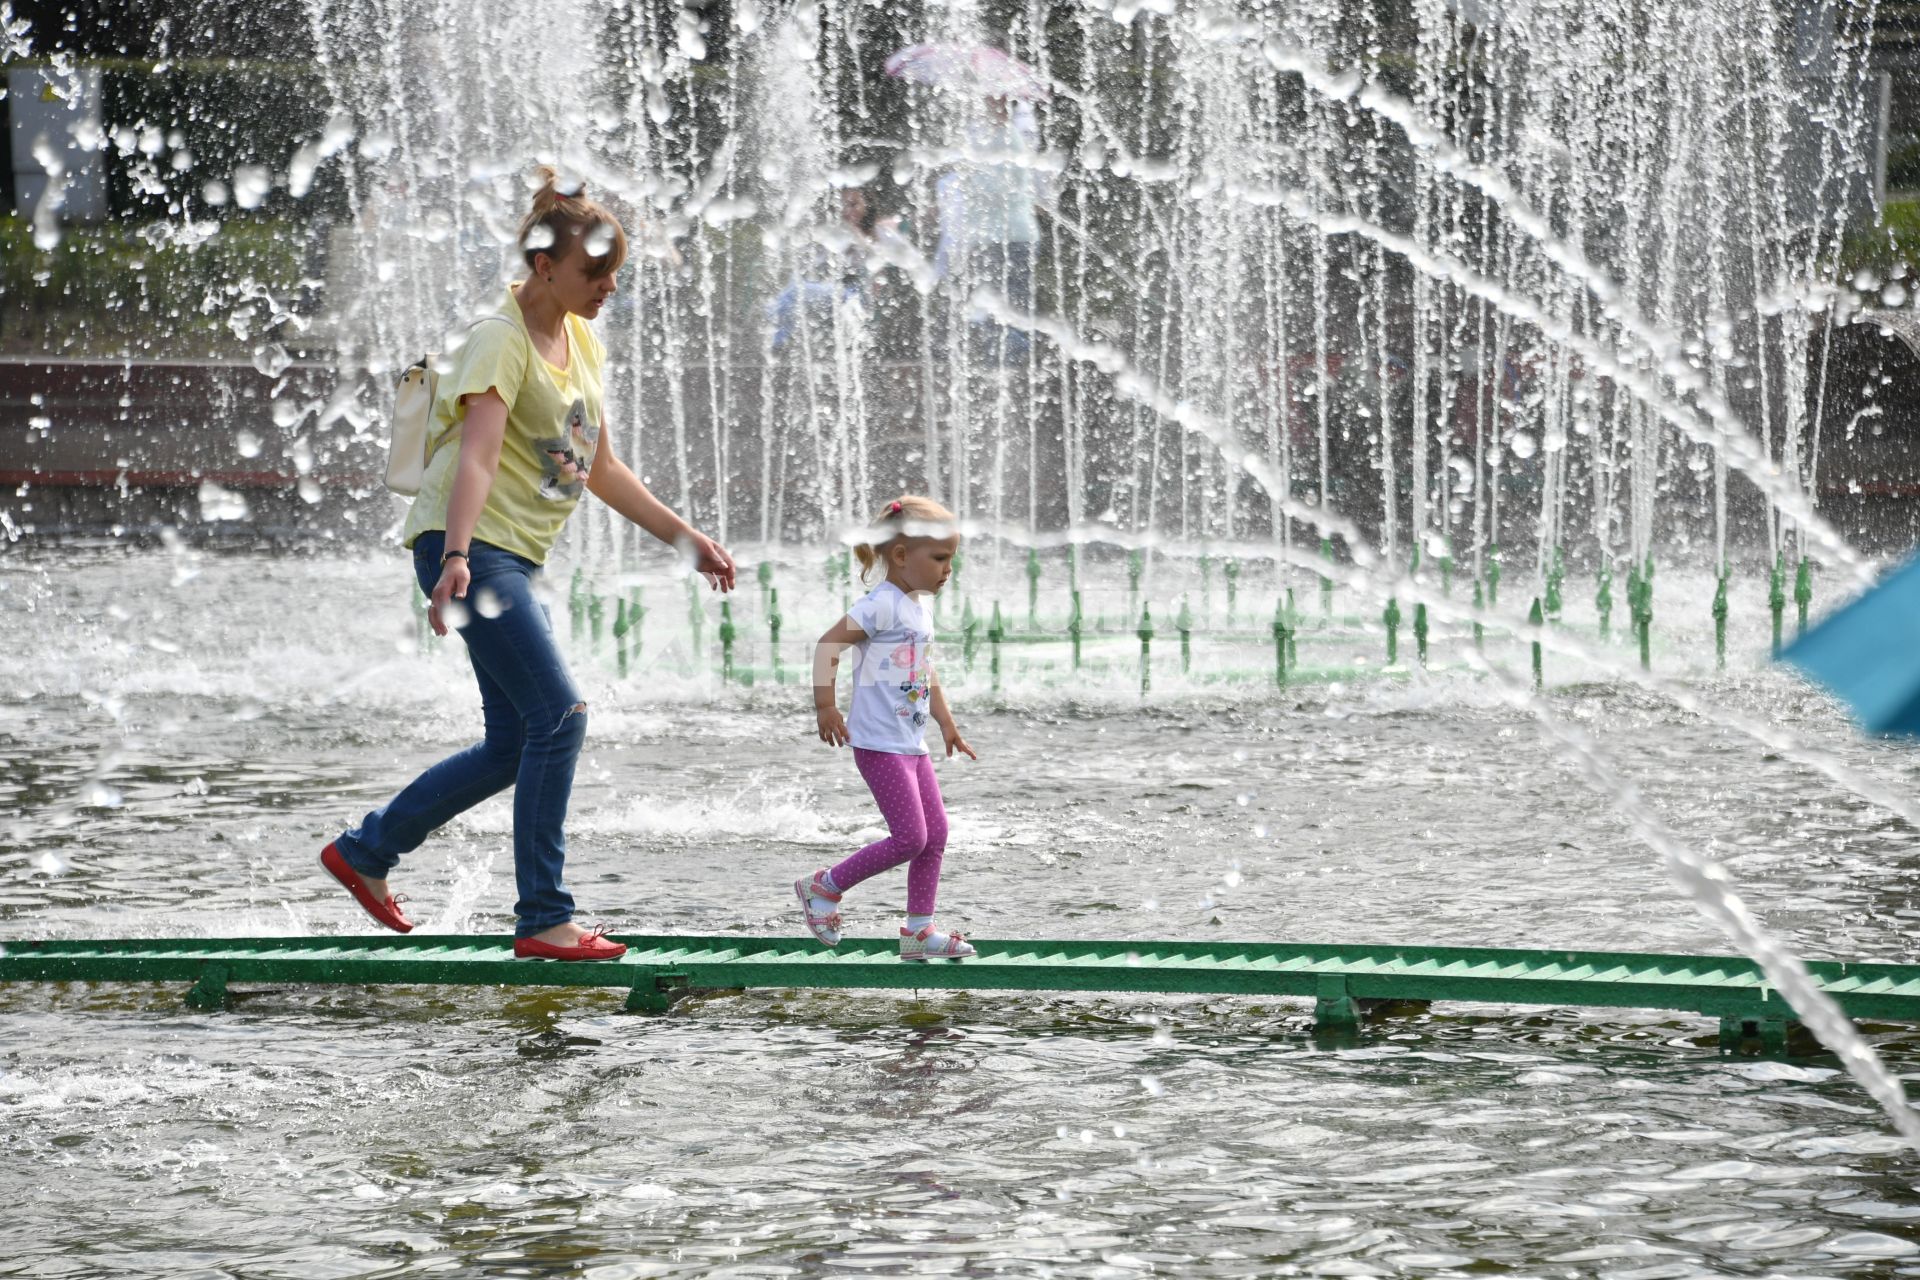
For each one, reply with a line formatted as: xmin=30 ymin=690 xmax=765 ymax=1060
xmin=796 ymin=495 xmax=978 ymax=960
xmin=320 ymin=166 xmax=735 ymax=961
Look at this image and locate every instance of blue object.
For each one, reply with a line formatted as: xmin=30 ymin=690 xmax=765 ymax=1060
xmin=1781 ymin=553 xmax=1920 ymax=735
xmin=336 ymin=532 xmax=586 ymax=936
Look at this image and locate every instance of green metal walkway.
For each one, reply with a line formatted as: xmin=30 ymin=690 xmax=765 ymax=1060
xmin=6 ymin=933 xmax=1920 ymax=1048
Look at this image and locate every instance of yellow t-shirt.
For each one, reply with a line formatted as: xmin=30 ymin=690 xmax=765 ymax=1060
xmin=402 ymin=287 xmax=607 ymax=564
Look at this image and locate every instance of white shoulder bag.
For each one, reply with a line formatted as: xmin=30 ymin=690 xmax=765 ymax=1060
xmin=384 ymin=315 xmax=518 ymax=496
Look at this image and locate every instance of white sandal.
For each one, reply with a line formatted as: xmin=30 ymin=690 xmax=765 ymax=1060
xmin=794 ymin=870 xmax=842 ymax=947
xmin=899 ymin=923 xmax=976 ymax=962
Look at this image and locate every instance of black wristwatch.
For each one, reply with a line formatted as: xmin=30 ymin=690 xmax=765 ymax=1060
xmin=441 ymin=549 xmax=469 ymax=565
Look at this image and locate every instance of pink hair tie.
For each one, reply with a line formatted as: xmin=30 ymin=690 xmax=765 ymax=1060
xmin=888 ymin=501 xmax=903 ymax=515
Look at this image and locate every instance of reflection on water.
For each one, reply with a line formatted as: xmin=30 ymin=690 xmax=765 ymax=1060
xmin=5 ymin=549 xmax=1920 ymax=1274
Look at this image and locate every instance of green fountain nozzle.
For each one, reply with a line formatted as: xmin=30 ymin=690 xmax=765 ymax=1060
xmin=1273 ymin=596 xmax=1292 ymax=687
xmin=1487 ymin=544 xmax=1502 ymax=608
xmin=1026 ymin=547 xmax=1041 ymax=630
xmin=718 ymin=600 xmax=736 ymax=683
xmin=1319 ymin=538 xmax=1334 ymax=617
xmin=1596 ymin=564 xmax=1613 ymax=640
xmin=1137 ymin=603 xmax=1155 ymax=696
xmin=1176 ymin=596 xmax=1193 ymax=674
xmin=1068 ymin=590 xmax=1084 ymax=670
xmin=1529 ymin=596 xmax=1544 ymax=691
xmin=1769 ymin=550 xmax=1787 ymax=659
xmin=1712 ymin=569 xmax=1729 ymax=672
xmin=1794 ymin=557 xmax=1812 ymax=636
xmin=988 ymin=602 xmax=1005 ymax=695
xmin=1544 ymin=545 xmax=1565 ymax=619
xmin=1471 ymin=577 xmax=1485 ymax=651
xmin=1383 ymin=596 xmax=1401 ymax=666
xmin=961 ymin=598 xmax=980 ymax=672
xmin=1414 ymin=601 xmax=1429 ymax=667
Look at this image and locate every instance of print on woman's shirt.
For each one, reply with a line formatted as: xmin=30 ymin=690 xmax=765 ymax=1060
xmin=536 ymin=397 xmax=599 ymax=501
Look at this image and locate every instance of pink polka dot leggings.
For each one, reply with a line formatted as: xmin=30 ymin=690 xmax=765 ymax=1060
xmin=829 ymin=748 xmax=948 ymax=916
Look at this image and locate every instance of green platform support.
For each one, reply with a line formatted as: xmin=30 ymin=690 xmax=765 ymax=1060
xmin=8 ymin=936 xmax=1916 ymax=1051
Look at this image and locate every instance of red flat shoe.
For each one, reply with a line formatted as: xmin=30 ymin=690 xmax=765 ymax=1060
xmin=513 ymin=925 xmax=627 ymax=961
xmin=320 ymin=842 xmax=414 ymax=933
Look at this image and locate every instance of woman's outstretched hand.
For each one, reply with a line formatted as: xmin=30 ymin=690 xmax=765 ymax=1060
xmin=428 ymin=559 xmax=471 ymax=637
xmin=683 ymin=531 xmax=737 ymax=592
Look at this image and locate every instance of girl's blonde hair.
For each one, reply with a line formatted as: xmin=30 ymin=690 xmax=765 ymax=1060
xmin=519 ymin=164 xmax=628 ymax=279
xmin=854 ymin=494 xmax=957 ymax=582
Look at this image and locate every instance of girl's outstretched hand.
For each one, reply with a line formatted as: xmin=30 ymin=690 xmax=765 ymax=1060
xmin=817 ymin=706 xmax=851 ymax=747
xmin=943 ymin=725 xmax=977 ymax=761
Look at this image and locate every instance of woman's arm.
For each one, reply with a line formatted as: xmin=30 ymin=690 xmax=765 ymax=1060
xmin=427 ymin=390 xmax=508 ymax=636
xmin=812 ymin=615 xmax=868 ymax=747
xmin=586 ymin=421 xmax=736 ymax=591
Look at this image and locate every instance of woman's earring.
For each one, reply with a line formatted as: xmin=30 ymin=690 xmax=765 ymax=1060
xmin=546 ymin=275 xmax=554 ymax=283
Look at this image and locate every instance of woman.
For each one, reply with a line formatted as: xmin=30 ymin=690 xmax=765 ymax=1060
xmin=320 ymin=167 xmax=735 ymax=962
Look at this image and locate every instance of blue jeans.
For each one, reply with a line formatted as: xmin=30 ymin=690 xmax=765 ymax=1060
xmin=335 ymin=532 xmax=586 ymax=937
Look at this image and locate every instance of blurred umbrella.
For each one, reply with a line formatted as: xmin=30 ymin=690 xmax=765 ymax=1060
xmin=883 ymin=42 xmax=1050 ymax=101
xmin=1781 ymin=552 xmax=1920 ymax=734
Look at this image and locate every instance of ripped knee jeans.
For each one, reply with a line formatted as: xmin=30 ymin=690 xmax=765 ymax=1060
xmin=335 ymin=532 xmax=587 ymax=937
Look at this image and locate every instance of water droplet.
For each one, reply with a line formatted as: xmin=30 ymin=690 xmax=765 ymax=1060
xmin=1508 ymin=432 xmax=1538 ymax=459
xmin=1883 ymin=282 xmax=1909 ymax=308
xmin=441 ymin=599 xmax=471 ymax=630
xmin=183 ymin=776 xmax=209 ymax=796
xmin=197 ymin=480 xmax=250 ymax=523
xmin=473 ymin=587 xmax=505 ymax=620
xmin=35 ymin=851 xmax=70 ymax=875
xmin=78 ymin=780 xmax=121 ymax=809
xmin=232 ymin=164 xmax=272 ymax=210
xmin=522 ymin=223 xmax=556 ymax=253
xmin=585 ymin=226 xmax=615 ymax=258
xmin=298 ymin=478 xmax=323 ymax=505
xmin=201 ymin=180 xmax=229 ymax=206
xmin=1139 ymin=1074 xmax=1165 ymax=1097
xmin=236 ymin=430 xmax=262 ymax=459
xmin=252 ymin=344 xmax=292 ymax=378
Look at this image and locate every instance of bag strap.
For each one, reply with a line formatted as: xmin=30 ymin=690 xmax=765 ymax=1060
xmin=422 ymin=313 xmax=525 ymax=458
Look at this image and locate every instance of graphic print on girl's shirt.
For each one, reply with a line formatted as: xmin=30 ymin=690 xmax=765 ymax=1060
xmin=845 ymin=581 xmax=935 ymax=756
xmin=889 ymin=641 xmax=930 ymax=729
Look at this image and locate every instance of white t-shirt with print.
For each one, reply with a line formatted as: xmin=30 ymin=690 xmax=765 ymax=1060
xmin=846 ymin=581 xmax=935 ymax=756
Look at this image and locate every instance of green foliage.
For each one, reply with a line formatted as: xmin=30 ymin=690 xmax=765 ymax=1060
xmin=0 ymin=214 xmax=317 ymax=356
xmin=1888 ymin=140 xmax=1920 ymax=192
xmin=1840 ymin=198 xmax=1920 ymax=276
